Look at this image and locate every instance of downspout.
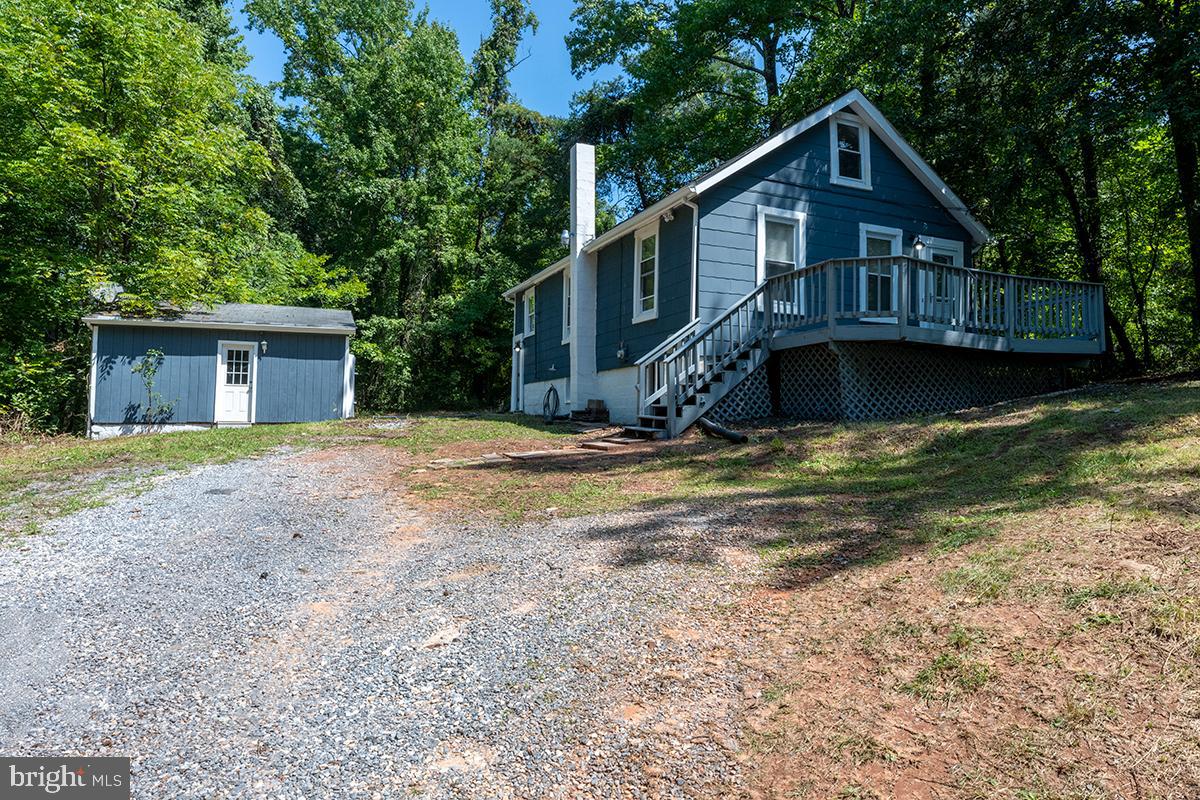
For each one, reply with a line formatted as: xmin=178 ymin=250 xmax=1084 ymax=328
xmin=682 ymin=195 xmax=700 ymax=321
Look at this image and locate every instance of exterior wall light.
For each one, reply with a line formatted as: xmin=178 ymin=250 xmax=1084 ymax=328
xmin=260 ymin=340 xmax=268 ymax=354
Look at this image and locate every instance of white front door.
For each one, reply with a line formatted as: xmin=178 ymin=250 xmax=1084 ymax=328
xmin=216 ymin=342 xmax=255 ymax=423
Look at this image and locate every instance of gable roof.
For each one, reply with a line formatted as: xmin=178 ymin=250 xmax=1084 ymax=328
xmin=503 ymin=89 xmax=990 ymax=299
xmin=83 ymin=303 xmax=356 ymax=335
xmin=502 ymin=256 xmax=569 ymax=300
xmin=585 ymin=89 xmax=989 ymax=254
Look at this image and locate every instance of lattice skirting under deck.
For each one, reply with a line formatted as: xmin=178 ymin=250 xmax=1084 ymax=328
xmin=709 ymin=342 xmax=1068 ymax=423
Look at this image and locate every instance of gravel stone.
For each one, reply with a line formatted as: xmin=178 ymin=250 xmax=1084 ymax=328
xmin=0 ymin=449 xmax=761 ymax=798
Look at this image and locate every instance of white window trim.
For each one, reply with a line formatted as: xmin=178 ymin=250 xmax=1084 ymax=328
xmin=755 ymin=206 xmax=806 ymax=284
xmin=524 ymin=287 xmax=536 ymax=336
xmin=830 ymin=112 xmax=872 ymax=190
xmin=632 ymin=223 xmax=659 ymax=324
xmin=858 ymin=223 xmax=902 ymax=319
xmin=918 ymin=236 xmax=964 ymax=265
xmin=213 ymin=340 xmax=259 ymax=424
xmin=561 ymin=271 xmax=572 ymax=345
xmin=756 ymin=205 xmax=807 ymax=315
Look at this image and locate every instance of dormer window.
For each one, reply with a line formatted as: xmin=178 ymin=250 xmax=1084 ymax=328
xmin=830 ymin=113 xmax=871 ymax=190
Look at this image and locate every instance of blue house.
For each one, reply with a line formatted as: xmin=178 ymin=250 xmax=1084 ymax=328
xmin=84 ymin=303 xmax=356 ymax=438
xmin=504 ymin=90 xmax=1104 ymax=437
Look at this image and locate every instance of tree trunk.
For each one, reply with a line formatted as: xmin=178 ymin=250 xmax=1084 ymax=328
xmin=1167 ymin=108 xmax=1200 ymax=330
xmin=1144 ymin=0 xmax=1200 ymax=330
xmin=760 ymin=32 xmax=782 ymax=133
xmin=1044 ymin=131 xmax=1141 ymax=369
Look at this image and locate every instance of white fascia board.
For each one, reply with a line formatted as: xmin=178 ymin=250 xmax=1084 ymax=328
xmin=83 ymin=317 xmax=355 ymax=335
xmin=641 ymin=89 xmax=990 ymax=246
xmin=582 ymin=189 xmax=699 ymax=256
xmin=502 ymin=256 xmax=570 ymax=300
xmin=845 ymin=92 xmax=991 ymax=244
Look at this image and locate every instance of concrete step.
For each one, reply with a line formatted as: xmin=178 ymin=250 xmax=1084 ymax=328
xmin=580 ymin=439 xmax=626 ymax=452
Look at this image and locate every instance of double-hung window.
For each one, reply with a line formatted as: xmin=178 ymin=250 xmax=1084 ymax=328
xmin=633 ymin=225 xmax=658 ymax=323
xmin=524 ymin=287 xmax=536 ymax=335
xmin=765 ymin=220 xmax=797 ymax=278
xmin=830 ymin=113 xmax=872 ymax=189
xmin=756 ymin=206 xmax=806 ymax=315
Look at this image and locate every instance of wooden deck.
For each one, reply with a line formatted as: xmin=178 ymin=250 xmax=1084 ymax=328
xmin=634 ymin=256 xmax=1105 ymax=438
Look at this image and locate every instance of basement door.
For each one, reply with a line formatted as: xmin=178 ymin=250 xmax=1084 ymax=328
xmin=215 ymin=341 xmax=256 ymax=424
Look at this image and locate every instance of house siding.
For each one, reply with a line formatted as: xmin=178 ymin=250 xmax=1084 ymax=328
xmin=93 ymin=325 xmax=349 ymax=424
xmin=595 ymin=204 xmax=693 ymax=371
xmin=522 ymin=269 xmax=570 ymax=385
xmin=697 ymin=113 xmax=974 ymax=322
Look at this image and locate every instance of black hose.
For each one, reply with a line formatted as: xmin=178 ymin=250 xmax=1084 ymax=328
xmin=543 ymin=384 xmax=560 ymax=423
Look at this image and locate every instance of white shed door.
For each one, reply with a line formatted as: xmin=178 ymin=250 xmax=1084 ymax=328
xmin=216 ymin=343 xmax=254 ymax=423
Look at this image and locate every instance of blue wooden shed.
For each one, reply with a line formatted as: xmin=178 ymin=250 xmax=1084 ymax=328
xmin=84 ymin=303 xmax=356 ymax=438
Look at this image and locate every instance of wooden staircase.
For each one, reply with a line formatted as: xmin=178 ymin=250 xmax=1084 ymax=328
xmin=625 ymin=283 xmax=774 ymax=440
xmin=622 ymin=342 xmax=768 ymax=439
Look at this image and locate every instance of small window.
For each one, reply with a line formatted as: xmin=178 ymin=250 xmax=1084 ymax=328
xmin=859 ymin=223 xmax=901 ymax=315
xmin=524 ymin=287 xmax=536 ymax=335
xmin=830 ymin=114 xmax=871 ymax=189
xmin=225 ymin=348 xmax=249 ymax=386
xmin=633 ymin=227 xmax=658 ymax=323
xmin=562 ymin=271 xmax=571 ymax=343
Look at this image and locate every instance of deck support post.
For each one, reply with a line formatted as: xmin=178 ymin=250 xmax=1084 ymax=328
xmin=826 ymin=263 xmax=838 ymax=336
xmin=1004 ymin=275 xmax=1016 ymax=350
xmin=665 ymin=358 xmax=678 ymax=439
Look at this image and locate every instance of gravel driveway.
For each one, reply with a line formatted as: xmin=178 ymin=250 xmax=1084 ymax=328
xmin=0 ymin=447 xmax=760 ymax=798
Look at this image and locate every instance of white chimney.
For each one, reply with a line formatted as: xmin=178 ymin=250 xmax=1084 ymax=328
xmin=568 ymin=143 xmax=597 ymax=409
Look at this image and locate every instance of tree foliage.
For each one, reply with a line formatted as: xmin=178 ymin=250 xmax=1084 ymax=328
xmin=248 ymin=0 xmax=568 ymax=411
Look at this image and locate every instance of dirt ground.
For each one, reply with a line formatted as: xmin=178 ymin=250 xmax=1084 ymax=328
xmin=372 ymin=383 xmax=1200 ymax=799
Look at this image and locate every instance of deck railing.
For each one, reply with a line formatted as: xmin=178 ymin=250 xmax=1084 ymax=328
xmin=761 ymin=256 xmax=1105 ymax=344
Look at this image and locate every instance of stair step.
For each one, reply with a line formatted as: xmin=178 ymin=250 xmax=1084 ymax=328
xmin=621 ymin=425 xmax=665 ymax=439
xmin=637 ymin=415 xmax=667 ymax=428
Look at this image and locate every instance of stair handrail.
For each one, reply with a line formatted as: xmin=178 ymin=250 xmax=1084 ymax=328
xmin=661 ymin=281 xmax=771 ymax=421
xmin=634 ymin=318 xmax=702 ymax=413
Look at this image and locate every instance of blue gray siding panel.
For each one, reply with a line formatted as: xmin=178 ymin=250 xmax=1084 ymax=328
xmin=93 ymin=326 xmax=349 ymax=424
xmin=697 ymin=115 xmax=974 ymax=322
xmin=595 ymin=204 xmax=694 ymax=371
xmin=523 ymin=269 xmax=570 ymax=384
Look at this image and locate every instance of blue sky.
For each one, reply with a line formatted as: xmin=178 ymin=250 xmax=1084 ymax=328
xmin=231 ymin=0 xmax=616 ymax=117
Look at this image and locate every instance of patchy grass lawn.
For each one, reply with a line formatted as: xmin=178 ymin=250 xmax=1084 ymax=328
xmin=393 ymin=379 xmax=1200 ymax=798
xmin=0 ymin=412 xmax=577 ymax=538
